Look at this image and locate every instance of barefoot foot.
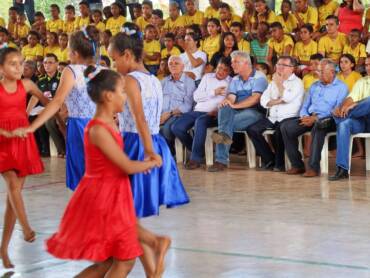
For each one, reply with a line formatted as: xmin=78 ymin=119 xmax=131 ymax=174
xmin=154 ymin=236 xmax=171 ymax=278
xmin=0 ymin=250 xmax=14 ymax=269
xmin=23 ymin=230 xmax=36 ymax=243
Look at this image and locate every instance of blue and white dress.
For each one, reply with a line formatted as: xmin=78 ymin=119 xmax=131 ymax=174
xmin=119 ymin=71 xmax=190 ymax=218
xmin=64 ymin=65 xmax=96 ymax=191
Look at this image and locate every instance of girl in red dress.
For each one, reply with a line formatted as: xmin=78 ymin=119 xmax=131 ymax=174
xmin=46 ymin=69 xmax=158 ymax=277
xmin=0 ymin=47 xmax=48 ymax=268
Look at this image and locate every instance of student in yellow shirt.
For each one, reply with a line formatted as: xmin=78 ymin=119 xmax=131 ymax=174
xmin=277 ymin=0 xmax=298 ymax=34
xmin=55 ymin=33 xmax=69 ymax=63
xmin=293 ymin=0 xmax=318 ymax=30
xmin=343 ymin=29 xmax=367 ymax=70
xmin=163 ymin=3 xmax=186 ymax=34
xmin=99 ymin=30 xmax=112 ymax=58
xmin=161 ymin=32 xmax=181 ymax=59
xmin=318 ymin=0 xmax=338 ymax=29
xmin=15 ymin=13 xmax=30 ymax=41
xmin=106 ymin=2 xmax=126 ymax=35
xmin=201 ymin=18 xmax=221 ymax=60
xmin=21 ymin=31 xmax=44 ymax=61
xmin=219 ymin=2 xmax=242 ymax=33
xmin=143 ymin=24 xmax=161 ymax=74
xmin=251 ymin=0 xmax=277 ymax=33
xmin=0 ymin=27 xmax=17 ymax=49
xmin=75 ymin=1 xmax=91 ymax=31
xmin=184 ymin=0 xmax=204 ymax=26
xmin=293 ymin=24 xmax=318 ymax=66
xmin=32 ymin=12 xmax=47 ymax=40
xmin=44 ymin=32 xmax=60 ymax=56
xmin=132 ymin=3 xmax=142 ymax=22
xmin=302 ymin=53 xmax=323 ymax=92
xmin=318 ymin=15 xmax=347 ymax=63
xmin=91 ymin=9 xmax=106 ymax=33
xmin=204 ymin=0 xmax=221 ymax=19
xmin=150 ymin=9 xmax=164 ymax=39
xmin=136 ymin=0 xmax=153 ymax=31
xmin=46 ymin=4 xmax=64 ymax=33
xmin=63 ymin=5 xmax=76 ymax=34
xmin=230 ymin=22 xmax=250 ymax=53
xmin=267 ymin=22 xmax=294 ymax=68
xmin=337 ymin=54 xmax=362 ymax=92
xmin=0 ymin=17 xmax=5 ymax=28
xmin=7 ymin=7 xmax=18 ymax=39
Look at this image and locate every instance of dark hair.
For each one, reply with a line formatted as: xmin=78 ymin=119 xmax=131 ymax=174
xmin=142 ymin=0 xmax=153 ymax=9
xmin=326 ymin=15 xmax=339 ymax=25
xmin=0 ymin=27 xmax=10 ymax=36
xmin=219 ymin=2 xmax=231 ymax=10
xmin=0 ymin=47 xmax=20 ymax=65
xmin=50 ymin=4 xmax=60 ymax=13
xmin=132 ymin=3 xmax=142 ymax=10
xmin=110 ymin=23 xmax=143 ymax=62
xmin=92 ymin=9 xmax=103 ymax=17
xmin=300 ymin=23 xmax=313 ymax=33
xmin=253 ymin=0 xmax=271 ymax=23
xmin=69 ymin=25 xmax=100 ymax=59
xmin=270 ymin=21 xmax=283 ymax=29
xmin=144 ymin=24 xmax=156 ymax=32
xmin=59 ymin=32 xmax=68 ymax=39
xmin=339 ymin=53 xmax=356 ymax=71
xmin=34 ymin=11 xmax=45 ymax=18
xmin=186 ymin=24 xmax=202 ymax=39
xmin=218 ymin=56 xmax=231 ymax=69
xmin=59 ymin=61 xmax=69 ymax=67
xmin=28 ymin=30 xmax=41 ymax=40
xmin=164 ymin=32 xmax=176 ymax=40
xmin=219 ymin=32 xmax=238 ymax=54
xmin=9 ymin=6 xmax=18 ymax=13
xmin=310 ymin=53 xmax=324 ymax=60
xmin=256 ymin=62 xmax=270 ymax=74
xmin=207 ymin=18 xmax=221 ymax=29
xmin=103 ymin=29 xmax=112 ymax=37
xmin=79 ymin=1 xmax=89 ymax=8
xmin=65 ymin=5 xmax=75 ymax=12
xmin=259 ymin=21 xmax=270 ymax=31
xmin=281 ymin=0 xmax=292 ymax=8
xmin=152 ymin=9 xmax=163 ymax=19
xmin=47 ymin=32 xmax=59 ymax=44
xmin=185 ymin=32 xmax=201 ymax=47
xmin=45 ymin=53 xmax=58 ymax=62
xmin=100 ymin=55 xmax=111 ymax=67
xmin=85 ymin=69 xmax=122 ymax=103
xmin=350 ymin=28 xmax=361 ymax=36
xmin=230 ymin=21 xmax=243 ymax=30
xmin=278 ymin=55 xmax=297 ymax=67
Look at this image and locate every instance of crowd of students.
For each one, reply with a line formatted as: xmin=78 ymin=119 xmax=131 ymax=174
xmin=1 ymin=0 xmax=370 ymax=177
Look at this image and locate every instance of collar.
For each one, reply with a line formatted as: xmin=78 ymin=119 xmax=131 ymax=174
xmin=238 ymin=69 xmax=256 ymax=82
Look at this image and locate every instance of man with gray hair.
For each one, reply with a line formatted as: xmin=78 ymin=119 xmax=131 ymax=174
xmin=160 ymin=55 xmax=196 ymax=152
xmin=208 ymin=51 xmax=268 ymax=172
xmin=280 ymin=59 xmax=348 ymax=177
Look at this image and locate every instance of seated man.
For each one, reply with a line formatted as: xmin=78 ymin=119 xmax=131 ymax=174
xmin=160 ymin=56 xmax=196 ymax=152
xmin=329 ymin=56 xmax=370 ymax=180
xmin=247 ymin=56 xmax=304 ymax=171
xmin=209 ymin=51 xmax=268 ymax=172
xmin=280 ymin=59 xmax=348 ymax=177
xmin=171 ymin=58 xmax=232 ymax=169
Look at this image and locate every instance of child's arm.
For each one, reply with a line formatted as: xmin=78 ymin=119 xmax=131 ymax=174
xmin=89 ymin=124 xmax=156 ymax=174
xmin=0 ymin=128 xmax=11 ymax=138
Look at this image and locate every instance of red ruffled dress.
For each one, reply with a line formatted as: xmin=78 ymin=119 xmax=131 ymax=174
xmin=46 ymin=119 xmax=143 ymax=261
xmin=0 ymin=80 xmax=43 ymax=176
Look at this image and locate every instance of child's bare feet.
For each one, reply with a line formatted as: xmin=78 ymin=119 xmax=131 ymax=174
xmin=23 ymin=230 xmax=36 ymax=243
xmin=0 ymin=250 xmax=14 ymax=268
xmin=154 ymin=236 xmax=171 ymax=278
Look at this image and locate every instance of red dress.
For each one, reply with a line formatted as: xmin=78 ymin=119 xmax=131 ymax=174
xmin=0 ymin=80 xmax=43 ymax=176
xmin=46 ymin=119 xmax=143 ymax=261
xmin=337 ymin=6 xmax=363 ymax=34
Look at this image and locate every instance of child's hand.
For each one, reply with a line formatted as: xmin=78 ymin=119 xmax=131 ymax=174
xmin=12 ymin=127 xmax=32 ymax=138
xmin=145 ymin=152 xmax=162 ymax=167
xmin=0 ymin=130 xmax=12 ymax=138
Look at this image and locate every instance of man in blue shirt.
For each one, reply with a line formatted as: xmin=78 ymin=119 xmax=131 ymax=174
xmin=280 ymin=59 xmax=348 ymax=177
xmin=160 ymin=56 xmax=196 ymax=153
xmin=208 ymin=51 xmax=268 ymax=172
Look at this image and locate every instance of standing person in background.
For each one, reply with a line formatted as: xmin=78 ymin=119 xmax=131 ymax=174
xmin=106 ymin=2 xmax=126 ymax=36
xmin=335 ymin=0 xmax=364 ymax=35
xmin=63 ymin=5 xmax=76 ymax=35
xmin=136 ymin=0 xmax=153 ymax=31
xmin=13 ymin=0 xmax=35 ymax=24
xmin=31 ymin=12 xmax=47 ymax=40
xmin=46 ymin=4 xmax=64 ymax=34
xmin=75 ymin=1 xmax=91 ymax=31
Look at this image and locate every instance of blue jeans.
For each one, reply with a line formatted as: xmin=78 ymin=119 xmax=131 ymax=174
xmin=169 ymin=0 xmax=186 ymax=14
xmin=216 ymin=106 xmax=263 ymax=165
xmin=171 ymin=111 xmax=217 ymax=162
xmin=14 ymin=0 xmax=35 ymax=24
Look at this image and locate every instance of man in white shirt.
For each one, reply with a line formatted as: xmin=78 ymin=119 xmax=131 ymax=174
xmin=247 ymin=56 xmax=305 ymax=171
xmin=171 ymin=58 xmax=232 ymax=169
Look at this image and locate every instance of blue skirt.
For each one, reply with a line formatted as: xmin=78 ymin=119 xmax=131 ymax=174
xmin=66 ymin=118 xmax=90 ymax=191
xmin=123 ymin=132 xmax=190 ymax=218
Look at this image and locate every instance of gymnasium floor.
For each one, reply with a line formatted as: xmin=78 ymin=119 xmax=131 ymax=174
xmin=0 ymin=157 xmax=370 ymax=278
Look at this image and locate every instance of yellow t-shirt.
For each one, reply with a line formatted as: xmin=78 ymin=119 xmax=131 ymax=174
xmin=63 ymin=19 xmax=76 ymax=34
xmin=238 ymin=39 xmax=250 ymax=53
xmin=223 ymin=14 xmax=243 ymax=29
xmin=136 ymin=16 xmax=150 ymax=31
xmin=337 ymin=71 xmax=362 ymax=92
xmin=74 ymin=16 xmax=90 ymax=30
xmin=293 ymin=40 xmax=318 ymax=63
xmin=342 ymin=43 xmax=367 ymax=64
xmin=347 ymin=76 xmax=370 ymax=101
xmin=297 ymin=6 xmax=318 ymax=29
xmin=144 ymin=40 xmax=161 ymax=65
xmin=204 ymin=7 xmax=219 ymax=19
xmin=46 ymin=19 xmax=64 ymax=33
xmin=161 ymin=46 xmax=181 ymax=59
xmin=16 ymin=24 xmax=30 ymax=39
xmin=55 ymin=47 xmax=69 ymax=62
xmin=21 ymin=44 xmax=44 ymax=60
xmin=318 ymin=32 xmax=347 ymax=62
xmin=277 ymin=14 xmax=298 ymax=33
xmin=303 ymin=73 xmax=319 ymax=92
xmin=0 ymin=17 xmax=5 ymax=28
xmin=163 ymin=16 xmax=186 ymax=31
xmin=106 ymin=16 xmax=126 ymax=35
xmin=7 ymin=41 xmax=18 ymax=49
xmin=251 ymin=10 xmax=277 ymax=25
xmin=184 ymin=11 xmax=204 ymax=26
xmin=100 ymin=45 xmax=108 ymax=56
xmin=44 ymin=45 xmax=60 ymax=56
xmin=318 ymin=0 xmax=339 ymax=27
xmin=201 ymin=34 xmax=221 ymax=60
xmin=94 ymin=21 xmax=106 ymax=33
xmin=8 ymin=22 xmax=16 ymax=38
xmin=268 ymin=34 xmax=294 ymax=56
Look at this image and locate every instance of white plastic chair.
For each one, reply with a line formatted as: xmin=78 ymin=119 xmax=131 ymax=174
xmin=348 ymin=133 xmax=370 ymax=174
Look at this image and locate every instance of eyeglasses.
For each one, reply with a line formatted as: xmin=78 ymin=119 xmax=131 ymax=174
xmin=276 ymin=63 xmax=294 ymax=68
xmin=43 ymin=61 xmax=56 ymax=65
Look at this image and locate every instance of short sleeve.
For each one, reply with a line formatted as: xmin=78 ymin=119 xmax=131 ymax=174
xmin=228 ymin=79 xmax=237 ymax=94
xmin=252 ymin=77 xmax=268 ymax=94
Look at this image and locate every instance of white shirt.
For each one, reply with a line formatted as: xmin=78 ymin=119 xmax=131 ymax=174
xmin=260 ymin=73 xmax=304 ymax=122
xmin=366 ymin=39 xmax=370 ymax=54
xmin=193 ymin=73 xmax=231 ymax=112
xmin=180 ymin=50 xmax=207 ymax=81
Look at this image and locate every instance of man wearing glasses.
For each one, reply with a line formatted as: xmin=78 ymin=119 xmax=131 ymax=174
xmin=247 ymin=56 xmax=304 ymax=172
xmin=280 ymin=59 xmax=348 ymax=177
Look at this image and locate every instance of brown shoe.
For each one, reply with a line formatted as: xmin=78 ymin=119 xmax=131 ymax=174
xmin=185 ymin=160 xmax=201 ymax=170
xmin=303 ymin=169 xmax=319 ymax=177
xmin=211 ymin=132 xmax=233 ymax=145
xmin=286 ymin=167 xmax=305 ymax=175
xmin=207 ymin=162 xmax=227 ymax=172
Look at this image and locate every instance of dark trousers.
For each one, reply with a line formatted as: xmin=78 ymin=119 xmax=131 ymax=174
xmin=29 ymin=115 xmax=49 ymax=155
xmin=45 ymin=117 xmax=65 ymax=155
xmin=280 ymin=117 xmax=335 ymax=172
xmin=247 ymin=117 xmax=286 ymax=168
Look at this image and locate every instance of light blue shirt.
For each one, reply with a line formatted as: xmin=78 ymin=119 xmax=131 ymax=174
xmin=161 ymin=73 xmax=196 ymax=113
xmin=300 ymin=78 xmax=348 ymax=119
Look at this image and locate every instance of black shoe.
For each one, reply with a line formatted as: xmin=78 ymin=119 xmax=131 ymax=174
xmin=328 ymin=167 xmax=349 ymax=181
xmin=257 ymin=161 xmax=274 ymax=171
xmin=273 ymin=166 xmax=285 ymax=172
